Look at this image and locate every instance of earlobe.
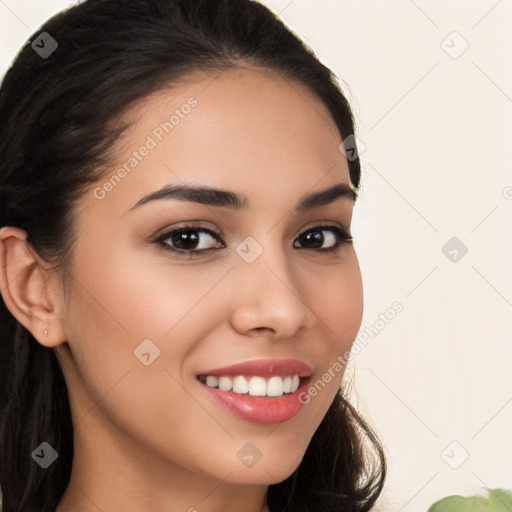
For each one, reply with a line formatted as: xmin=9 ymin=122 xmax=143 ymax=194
xmin=0 ymin=226 xmax=67 ymax=348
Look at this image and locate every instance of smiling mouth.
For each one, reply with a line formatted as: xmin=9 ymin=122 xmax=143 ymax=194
xmin=197 ymin=374 xmax=304 ymax=398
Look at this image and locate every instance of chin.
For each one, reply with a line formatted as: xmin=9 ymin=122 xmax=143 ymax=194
xmin=223 ymin=452 xmax=305 ymax=486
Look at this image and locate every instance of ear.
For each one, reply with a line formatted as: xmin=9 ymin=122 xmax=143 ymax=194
xmin=0 ymin=226 xmax=67 ymax=347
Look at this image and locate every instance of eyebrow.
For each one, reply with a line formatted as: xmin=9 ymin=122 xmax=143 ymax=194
xmin=128 ymin=182 xmax=356 ymax=213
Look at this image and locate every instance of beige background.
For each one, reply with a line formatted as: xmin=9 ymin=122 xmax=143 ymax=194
xmin=1 ymin=1 xmax=511 ymax=510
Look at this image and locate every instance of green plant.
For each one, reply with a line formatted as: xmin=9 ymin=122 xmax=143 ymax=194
xmin=427 ymin=488 xmax=512 ymax=511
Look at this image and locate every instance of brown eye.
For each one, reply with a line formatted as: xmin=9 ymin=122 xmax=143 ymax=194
xmin=293 ymin=225 xmax=352 ymax=252
xmin=155 ymin=226 xmax=225 ymax=256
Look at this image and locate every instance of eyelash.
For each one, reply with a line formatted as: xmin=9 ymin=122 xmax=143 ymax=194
xmin=153 ymin=224 xmax=353 ymax=257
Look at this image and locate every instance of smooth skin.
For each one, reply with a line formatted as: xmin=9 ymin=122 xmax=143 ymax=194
xmin=0 ymin=66 xmax=363 ymax=512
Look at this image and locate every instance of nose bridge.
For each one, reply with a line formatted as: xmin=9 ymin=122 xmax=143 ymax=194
xmin=236 ymin=233 xmax=294 ymax=288
xmin=230 ymin=233 xmax=312 ymax=336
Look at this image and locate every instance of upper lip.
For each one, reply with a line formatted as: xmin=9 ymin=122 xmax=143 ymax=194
xmin=197 ymin=358 xmax=313 ymax=378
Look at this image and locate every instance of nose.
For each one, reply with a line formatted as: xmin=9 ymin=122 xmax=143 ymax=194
xmin=228 ymin=239 xmax=315 ymax=339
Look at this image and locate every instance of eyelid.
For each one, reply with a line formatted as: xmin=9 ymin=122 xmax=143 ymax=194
xmin=153 ymin=220 xmax=225 ymax=240
xmin=299 ymin=219 xmax=351 ymax=235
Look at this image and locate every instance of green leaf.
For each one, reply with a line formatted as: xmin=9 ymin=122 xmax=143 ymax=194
xmin=427 ymin=488 xmax=512 ymax=512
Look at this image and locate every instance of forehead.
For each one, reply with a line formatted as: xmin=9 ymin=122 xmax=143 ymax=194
xmin=84 ymin=65 xmax=351 ymax=218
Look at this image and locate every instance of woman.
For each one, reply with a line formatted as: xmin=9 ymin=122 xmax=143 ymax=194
xmin=0 ymin=0 xmax=386 ymax=510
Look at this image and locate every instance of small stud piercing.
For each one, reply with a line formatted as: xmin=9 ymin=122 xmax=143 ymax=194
xmin=44 ymin=329 xmax=48 ymax=337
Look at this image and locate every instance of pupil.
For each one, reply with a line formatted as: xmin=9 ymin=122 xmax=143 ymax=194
xmin=301 ymin=230 xmax=323 ymax=248
xmin=174 ymin=230 xmax=199 ymax=250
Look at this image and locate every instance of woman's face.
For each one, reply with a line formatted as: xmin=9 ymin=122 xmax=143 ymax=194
xmin=54 ymin=66 xmax=363 ymax=497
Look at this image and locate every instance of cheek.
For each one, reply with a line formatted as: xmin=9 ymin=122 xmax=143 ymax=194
xmin=296 ymin=254 xmax=363 ymax=407
xmin=64 ymin=245 xmax=232 ymax=388
xmin=71 ymin=236 xmax=229 ymax=336
xmin=62 ymin=249 xmax=244 ymax=474
xmin=303 ymin=253 xmax=363 ymax=348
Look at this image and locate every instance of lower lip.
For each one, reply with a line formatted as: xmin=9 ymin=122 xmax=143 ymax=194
xmin=197 ymin=377 xmax=312 ymax=425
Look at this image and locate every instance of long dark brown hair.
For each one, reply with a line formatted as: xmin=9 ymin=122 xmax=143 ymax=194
xmin=0 ymin=1 xmax=386 ymax=510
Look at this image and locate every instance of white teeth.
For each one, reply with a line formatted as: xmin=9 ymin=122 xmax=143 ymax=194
xmin=267 ymin=376 xmax=284 ymax=396
xmin=201 ymin=374 xmax=302 ymax=397
xmin=206 ymin=375 xmax=219 ymax=388
xmin=248 ymin=376 xmax=267 ymax=396
xmin=218 ymin=376 xmax=233 ymax=391
xmin=232 ymin=376 xmax=249 ymax=394
xmin=291 ymin=375 xmax=300 ymax=393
